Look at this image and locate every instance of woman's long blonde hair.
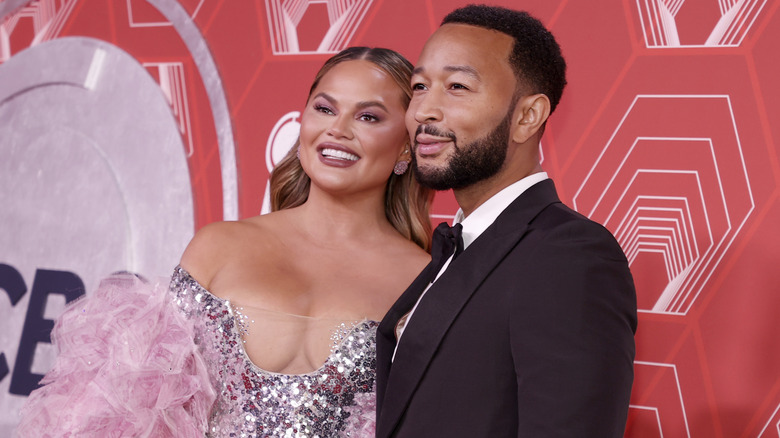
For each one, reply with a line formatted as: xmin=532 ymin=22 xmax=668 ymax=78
xmin=269 ymin=47 xmax=433 ymax=251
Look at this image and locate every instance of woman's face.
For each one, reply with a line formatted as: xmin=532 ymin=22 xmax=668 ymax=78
xmin=299 ymin=59 xmax=409 ymax=199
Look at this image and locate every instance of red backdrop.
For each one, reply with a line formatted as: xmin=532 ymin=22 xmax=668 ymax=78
xmin=1 ymin=1 xmax=779 ymax=436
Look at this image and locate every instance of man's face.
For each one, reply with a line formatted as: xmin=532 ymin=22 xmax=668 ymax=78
xmin=406 ymin=23 xmax=518 ymax=190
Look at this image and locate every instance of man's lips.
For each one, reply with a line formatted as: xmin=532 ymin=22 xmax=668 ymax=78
xmin=415 ymin=134 xmax=453 ymax=157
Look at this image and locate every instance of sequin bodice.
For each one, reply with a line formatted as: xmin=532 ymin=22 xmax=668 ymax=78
xmin=170 ymin=266 xmax=378 ymax=438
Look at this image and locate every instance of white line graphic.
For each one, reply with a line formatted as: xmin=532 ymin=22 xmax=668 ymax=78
xmin=0 ymin=0 xmax=77 ymax=62
xmin=265 ymin=0 xmax=373 ymax=54
xmin=126 ymin=0 xmax=204 ymax=28
xmin=631 ymin=361 xmax=692 ymax=438
xmin=636 ymin=0 xmax=767 ymax=47
xmin=144 ymin=62 xmax=195 ymax=158
xmin=573 ymin=95 xmax=753 ymax=315
xmin=757 ymin=401 xmax=780 ymax=437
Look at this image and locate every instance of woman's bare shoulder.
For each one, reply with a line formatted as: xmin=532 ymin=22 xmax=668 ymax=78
xmin=371 ymin=235 xmax=431 ymax=303
xmin=179 ymin=215 xmax=282 ymax=289
xmin=390 ymin=233 xmax=431 ymax=266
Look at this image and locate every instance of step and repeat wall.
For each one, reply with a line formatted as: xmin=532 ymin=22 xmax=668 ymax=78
xmin=1 ymin=0 xmax=779 ymax=436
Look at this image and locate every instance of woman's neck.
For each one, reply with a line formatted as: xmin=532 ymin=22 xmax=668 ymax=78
xmin=292 ymin=185 xmax=394 ymax=244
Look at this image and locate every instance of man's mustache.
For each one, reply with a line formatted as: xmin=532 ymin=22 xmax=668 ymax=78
xmin=414 ymin=124 xmax=457 ymax=143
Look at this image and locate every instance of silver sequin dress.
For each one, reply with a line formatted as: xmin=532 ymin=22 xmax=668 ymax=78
xmin=170 ymin=266 xmax=378 ymax=438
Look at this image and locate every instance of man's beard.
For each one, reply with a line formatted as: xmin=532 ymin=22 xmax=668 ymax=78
xmin=412 ymin=109 xmax=512 ymax=191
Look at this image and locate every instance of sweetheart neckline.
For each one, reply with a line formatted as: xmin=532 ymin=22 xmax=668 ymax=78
xmin=174 ymin=265 xmax=379 ymax=376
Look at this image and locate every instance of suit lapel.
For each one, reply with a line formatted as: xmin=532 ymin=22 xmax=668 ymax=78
xmin=376 ymin=260 xmax=440 ymax=413
xmin=376 ymin=179 xmax=561 ymax=437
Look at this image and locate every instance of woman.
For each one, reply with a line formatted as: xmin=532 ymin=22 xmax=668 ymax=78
xmin=17 ymin=47 xmax=432 ymax=437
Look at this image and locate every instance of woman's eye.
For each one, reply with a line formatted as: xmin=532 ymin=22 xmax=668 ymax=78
xmin=314 ymin=104 xmax=334 ymax=115
xmin=358 ymin=113 xmax=379 ymax=122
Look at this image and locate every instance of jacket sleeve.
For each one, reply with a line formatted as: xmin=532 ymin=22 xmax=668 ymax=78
xmin=509 ymin=216 xmax=637 ymax=437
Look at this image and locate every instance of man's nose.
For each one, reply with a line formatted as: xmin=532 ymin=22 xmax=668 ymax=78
xmin=411 ymin=91 xmax=444 ymax=124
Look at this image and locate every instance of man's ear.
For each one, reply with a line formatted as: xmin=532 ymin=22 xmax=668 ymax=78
xmin=511 ymin=93 xmax=551 ymax=144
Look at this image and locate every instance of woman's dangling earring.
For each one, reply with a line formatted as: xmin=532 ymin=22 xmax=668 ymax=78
xmin=393 ymin=146 xmax=410 ymax=175
xmin=393 ymin=160 xmax=409 ymax=175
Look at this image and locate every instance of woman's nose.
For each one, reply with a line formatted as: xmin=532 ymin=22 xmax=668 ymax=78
xmin=327 ymin=114 xmax=353 ymax=139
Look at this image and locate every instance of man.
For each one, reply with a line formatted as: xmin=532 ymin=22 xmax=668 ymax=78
xmin=375 ymin=5 xmax=637 ymax=437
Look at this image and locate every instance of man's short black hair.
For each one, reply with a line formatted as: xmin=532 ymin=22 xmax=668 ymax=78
xmin=442 ymin=4 xmax=567 ymax=113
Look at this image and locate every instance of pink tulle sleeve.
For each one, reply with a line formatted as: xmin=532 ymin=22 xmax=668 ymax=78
xmin=15 ymin=273 xmax=216 ymax=438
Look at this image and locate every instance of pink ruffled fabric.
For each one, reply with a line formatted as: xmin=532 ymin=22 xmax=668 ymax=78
xmin=16 ymin=274 xmax=216 ymax=438
xmin=344 ymin=391 xmax=377 ymax=437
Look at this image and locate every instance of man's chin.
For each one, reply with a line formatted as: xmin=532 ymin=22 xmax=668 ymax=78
xmin=413 ymin=165 xmax=456 ymax=191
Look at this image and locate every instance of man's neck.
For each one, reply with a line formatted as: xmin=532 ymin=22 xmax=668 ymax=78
xmin=454 ymin=165 xmax=543 ymax=218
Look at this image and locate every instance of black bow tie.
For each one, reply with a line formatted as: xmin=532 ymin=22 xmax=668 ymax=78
xmin=431 ymin=222 xmax=464 ymax=272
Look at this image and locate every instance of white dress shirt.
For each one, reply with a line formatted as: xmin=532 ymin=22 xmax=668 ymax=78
xmin=392 ymin=172 xmax=549 ymax=360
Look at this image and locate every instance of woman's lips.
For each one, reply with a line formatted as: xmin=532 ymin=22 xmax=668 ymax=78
xmin=320 ymin=147 xmax=359 ymax=161
xmin=316 ymin=144 xmax=360 ymax=167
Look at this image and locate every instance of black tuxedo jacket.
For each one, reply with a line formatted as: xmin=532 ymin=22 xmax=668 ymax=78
xmin=376 ymin=179 xmax=637 ymax=437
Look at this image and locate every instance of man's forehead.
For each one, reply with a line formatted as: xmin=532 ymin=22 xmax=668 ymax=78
xmin=412 ymin=64 xmax=480 ymax=79
xmin=415 ymin=23 xmax=514 ymax=73
xmin=428 ymin=23 xmax=513 ymax=48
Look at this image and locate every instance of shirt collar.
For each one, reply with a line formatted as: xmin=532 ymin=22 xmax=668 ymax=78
xmin=453 ymin=172 xmax=549 ymax=250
